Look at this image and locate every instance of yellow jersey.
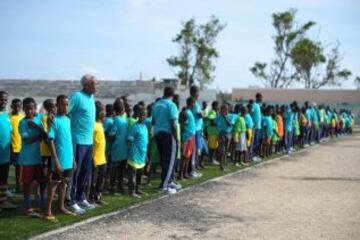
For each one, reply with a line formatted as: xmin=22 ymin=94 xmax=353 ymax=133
xmin=93 ymin=122 xmax=106 ymax=166
xmin=9 ymin=112 xmax=25 ymax=153
xmin=40 ymin=114 xmax=52 ymax=157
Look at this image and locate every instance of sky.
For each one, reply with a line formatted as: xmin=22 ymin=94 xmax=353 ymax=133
xmin=0 ymin=0 xmax=359 ymax=91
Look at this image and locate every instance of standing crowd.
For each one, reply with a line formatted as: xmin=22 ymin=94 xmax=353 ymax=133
xmin=0 ymin=74 xmax=356 ymax=221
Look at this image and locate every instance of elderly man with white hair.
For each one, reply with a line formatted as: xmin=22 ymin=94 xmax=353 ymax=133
xmin=68 ymin=74 xmax=98 ymax=214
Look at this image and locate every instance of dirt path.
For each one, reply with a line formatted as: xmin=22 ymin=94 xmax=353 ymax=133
xmin=38 ymin=134 xmax=360 ymax=240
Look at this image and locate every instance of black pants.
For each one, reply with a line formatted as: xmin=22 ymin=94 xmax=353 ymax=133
xmin=110 ymin=161 xmax=127 ymax=191
xmin=127 ymin=165 xmax=143 ymax=193
xmin=155 ymin=131 xmax=176 ymax=189
xmin=90 ymin=164 xmax=106 ymax=201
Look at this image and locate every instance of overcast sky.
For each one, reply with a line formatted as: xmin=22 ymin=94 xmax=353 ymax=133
xmin=0 ymin=0 xmax=359 ymax=91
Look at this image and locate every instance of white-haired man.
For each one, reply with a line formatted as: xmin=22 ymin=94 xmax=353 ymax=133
xmin=68 ymin=74 xmax=98 ymax=214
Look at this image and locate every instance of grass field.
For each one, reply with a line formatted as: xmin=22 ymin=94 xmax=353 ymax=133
xmin=0 ymin=133 xmax=354 ymax=240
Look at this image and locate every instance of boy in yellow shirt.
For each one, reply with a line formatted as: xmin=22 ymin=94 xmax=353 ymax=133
xmin=90 ymin=101 xmax=107 ymax=204
xmin=9 ymin=98 xmax=24 ymax=192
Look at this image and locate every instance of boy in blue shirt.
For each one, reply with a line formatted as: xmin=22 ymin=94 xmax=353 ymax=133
xmin=284 ymin=104 xmax=294 ymax=154
xmin=179 ymin=98 xmax=196 ymax=180
xmin=46 ymin=95 xmax=76 ymax=220
xmin=19 ymin=98 xmax=48 ymax=217
xmin=127 ymin=106 xmax=148 ymax=198
xmin=109 ymin=98 xmax=129 ymax=194
xmin=0 ymin=91 xmax=17 ymax=211
xmin=216 ymin=104 xmax=233 ymax=171
xmin=261 ymin=107 xmax=273 ymax=159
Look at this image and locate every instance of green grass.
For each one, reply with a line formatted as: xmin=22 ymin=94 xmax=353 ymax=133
xmin=2 ymin=132 xmax=357 ymax=240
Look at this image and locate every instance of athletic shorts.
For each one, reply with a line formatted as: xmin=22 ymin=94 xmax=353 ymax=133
xmin=262 ymin=137 xmax=271 ymax=145
xmin=51 ymin=169 xmax=72 ymax=182
xmin=20 ymin=165 xmax=47 ymax=185
xmin=182 ymin=136 xmax=195 ymax=160
xmin=235 ymin=132 xmax=247 ymax=152
xmin=246 ymin=129 xmax=253 ymax=147
xmin=218 ymin=133 xmax=231 ymax=154
xmin=0 ymin=163 xmax=10 ymax=186
xmin=208 ymin=135 xmax=219 ymax=150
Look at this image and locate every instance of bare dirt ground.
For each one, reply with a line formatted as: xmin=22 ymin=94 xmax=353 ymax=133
xmin=37 ymin=134 xmax=360 ymax=240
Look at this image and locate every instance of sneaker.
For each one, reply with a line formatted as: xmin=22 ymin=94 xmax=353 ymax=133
xmin=78 ymin=199 xmax=96 ymax=210
xmin=252 ymin=156 xmax=261 ymax=162
xmin=168 ymin=182 xmax=182 ymax=190
xmin=190 ymin=171 xmax=201 ymax=179
xmin=0 ymin=201 xmax=17 ymax=209
xmin=68 ymin=203 xmax=86 ymax=214
xmin=161 ymin=187 xmax=177 ymax=195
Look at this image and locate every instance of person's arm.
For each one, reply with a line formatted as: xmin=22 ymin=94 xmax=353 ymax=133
xmin=169 ymin=103 xmax=179 ymax=142
xmin=171 ymin=119 xmax=178 ymax=142
xmin=49 ymin=140 xmax=62 ymax=174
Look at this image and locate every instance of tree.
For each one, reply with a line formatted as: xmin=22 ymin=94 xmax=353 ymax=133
xmin=291 ymin=39 xmax=352 ymax=89
xmin=250 ymin=9 xmax=315 ymax=88
xmin=355 ymin=76 xmax=360 ymax=89
xmin=167 ymin=16 xmax=226 ymax=88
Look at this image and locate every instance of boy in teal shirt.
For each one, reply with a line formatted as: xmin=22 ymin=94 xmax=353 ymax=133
xmin=46 ymin=95 xmax=76 ymax=220
xmin=216 ymin=104 xmax=233 ymax=171
xmin=0 ymin=91 xmax=16 ymax=211
xmin=109 ymin=98 xmax=129 ymax=194
xmin=127 ymin=106 xmax=149 ymax=198
xmin=19 ymin=98 xmax=48 ymax=217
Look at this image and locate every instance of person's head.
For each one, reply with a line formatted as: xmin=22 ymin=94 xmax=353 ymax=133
xmin=105 ymin=104 xmax=114 ymax=117
xmin=113 ymin=98 xmax=124 ymax=115
xmin=0 ymin=91 xmax=8 ymax=111
xmin=264 ymin=106 xmax=271 ymax=116
xmin=136 ymin=106 xmax=146 ymax=123
xmin=173 ymin=94 xmax=180 ymax=108
xmin=81 ymin=74 xmax=98 ymax=95
xmin=23 ymin=97 xmax=37 ymax=118
xmin=211 ymin=101 xmax=219 ymax=112
xmin=163 ymin=86 xmax=174 ymax=98
xmin=132 ymin=104 xmax=140 ymax=118
xmin=137 ymin=101 xmax=145 ymax=107
xmin=227 ymin=103 xmax=234 ymax=113
xmin=125 ymin=103 xmax=132 ymax=116
xmin=95 ymin=101 xmax=105 ymax=122
xmin=248 ymin=99 xmax=254 ymax=105
xmin=202 ymin=101 xmax=207 ymax=110
xmin=234 ymin=104 xmax=241 ymax=114
xmin=304 ymin=101 xmax=309 ymax=108
xmin=189 ymin=85 xmax=199 ymax=99
xmin=56 ymin=95 xmax=69 ymax=115
xmin=247 ymin=103 xmax=252 ymax=113
xmin=11 ymin=98 xmax=22 ymax=114
xmin=255 ymin=93 xmax=262 ymax=103
xmin=186 ymin=97 xmax=195 ymax=109
xmin=43 ymin=98 xmax=56 ymax=114
xmin=146 ymin=103 xmax=153 ymax=117
xmin=240 ymin=106 xmax=246 ymax=116
xmin=220 ymin=104 xmax=229 ymax=114
xmin=120 ymin=96 xmax=128 ymax=104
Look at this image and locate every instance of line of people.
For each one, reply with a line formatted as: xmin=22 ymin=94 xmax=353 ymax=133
xmin=0 ymin=75 xmax=355 ymax=222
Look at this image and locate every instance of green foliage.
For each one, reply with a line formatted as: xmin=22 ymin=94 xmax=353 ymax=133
xmin=250 ymin=9 xmax=315 ymax=88
xmin=291 ymin=40 xmax=351 ymax=88
xmin=167 ymin=16 xmax=226 ymax=88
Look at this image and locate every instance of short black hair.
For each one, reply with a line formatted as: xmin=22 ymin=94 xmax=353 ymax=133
xmin=56 ymin=95 xmax=68 ymax=104
xmin=186 ymin=97 xmax=195 ymax=107
xmin=113 ymin=98 xmax=124 ymax=114
xmin=11 ymin=98 xmax=22 ymax=105
xmin=163 ymin=86 xmax=174 ymax=98
xmin=0 ymin=90 xmax=8 ymax=96
xmin=95 ymin=101 xmax=104 ymax=120
xmin=255 ymin=93 xmax=262 ymax=99
xmin=190 ymin=85 xmax=199 ymax=95
xmin=105 ymin=104 xmax=113 ymax=114
xmin=135 ymin=105 xmax=146 ymax=118
xmin=23 ymin=97 xmax=36 ymax=107
xmin=212 ymin=101 xmax=218 ymax=109
xmin=43 ymin=98 xmax=55 ymax=111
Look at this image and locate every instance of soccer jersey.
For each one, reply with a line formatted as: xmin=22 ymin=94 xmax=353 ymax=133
xmin=18 ymin=115 xmax=43 ymax=166
xmin=152 ymin=98 xmax=178 ymax=135
xmin=0 ymin=112 xmax=12 ymax=164
xmin=69 ymin=90 xmax=95 ymax=145
xmin=182 ymin=109 xmax=196 ymax=143
xmin=251 ymin=102 xmax=262 ymax=130
xmin=127 ymin=122 xmax=148 ymax=169
xmin=110 ymin=114 xmax=129 ymax=161
xmin=9 ymin=112 xmax=24 ymax=153
xmin=263 ymin=116 xmax=273 ymax=138
xmin=47 ymin=115 xmax=74 ymax=170
xmin=284 ymin=109 xmax=294 ymax=132
xmin=245 ymin=113 xmax=254 ymax=129
xmin=40 ymin=113 xmax=52 ymax=157
xmin=234 ymin=116 xmax=246 ymax=133
xmin=93 ymin=122 xmax=106 ymax=166
xmin=192 ymin=101 xmax=203 ymax=131
xmin=216 ymin=113 xmax=232 ymax=134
